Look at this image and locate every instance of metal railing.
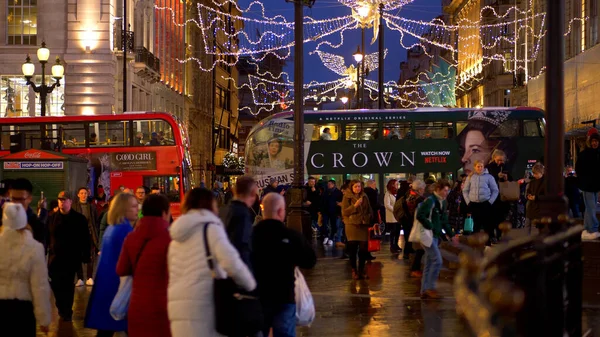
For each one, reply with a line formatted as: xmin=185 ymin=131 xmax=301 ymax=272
xmin=113 ymin=24 xmax=134 ymax=52
xmin=455 ymin=221 xmax=583 ymax=337
xmin=134 ymin=46 xmax=160 ymax=73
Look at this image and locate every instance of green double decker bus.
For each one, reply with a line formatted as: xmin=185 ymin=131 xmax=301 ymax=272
xmin=245 ymin=107 xmax=545 ymax=189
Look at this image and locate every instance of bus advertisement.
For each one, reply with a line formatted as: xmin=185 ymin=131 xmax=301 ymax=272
xmin=0 ymin=112 xmax=193 ymax=218
xmin=245 ymin=108 xmax=546 ymax=189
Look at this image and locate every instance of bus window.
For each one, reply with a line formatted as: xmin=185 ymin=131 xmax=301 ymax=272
xmin=415 ymin=122 xmax=453 ymax=139
xmin=538 ymin=118 xmax=546 ymax=137
xmin=91 ymin=121 xmax=131 ymax=146
xmin=311 ymin=124 xmax=340 ymax=141
xmin=1 ymin=124 xmax=42 ymax=150
xmin=523 ymin=120 xmax=542 ymax=137
xmin=46 ymin=123 xmax=86 ymax=148
xmin=134 ymin=120 xmax=175 ymax=146
xmin=383 ymin=123 xmax=411 ymax=140
xmin=144 ymin=176 xmax=181 ymax=202
xmin=345 ymin=123 xmax=379 ymax=140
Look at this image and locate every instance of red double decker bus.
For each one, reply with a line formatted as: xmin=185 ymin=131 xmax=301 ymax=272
xmin=0 ymin=112 xmax=193 ymax=218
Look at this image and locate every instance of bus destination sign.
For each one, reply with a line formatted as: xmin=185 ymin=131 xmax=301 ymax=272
xmin=3 ymin=161 xmax=64 ymax=170
xmin=110 ymin=152 xmax=157 ymax=171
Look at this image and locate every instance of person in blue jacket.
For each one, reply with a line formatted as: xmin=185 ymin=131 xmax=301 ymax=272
xmin=84 ymin=192 xmax=139 ymax=337
xmin=462 ymin=160 xmax=499 ymax=246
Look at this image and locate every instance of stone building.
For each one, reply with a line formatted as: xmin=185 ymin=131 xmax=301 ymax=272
xmin=0 ymin=0 xmax=243 ymax=185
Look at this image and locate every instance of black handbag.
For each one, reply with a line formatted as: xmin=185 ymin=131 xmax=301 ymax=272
xmin=202 ymin=223 xmax=264 ymax=336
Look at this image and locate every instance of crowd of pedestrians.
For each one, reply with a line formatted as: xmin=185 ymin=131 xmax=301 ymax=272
xmin=2 ymin=126 xmax=600 ymax=336
xmin=0 ymin=176 xmax=316 ymax=337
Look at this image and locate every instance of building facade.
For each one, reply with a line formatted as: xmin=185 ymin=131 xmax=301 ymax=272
xmin=0 ymin=0 xmax=245 ymax=185
xmin=444 ymin=0 xmax=526 ymax=109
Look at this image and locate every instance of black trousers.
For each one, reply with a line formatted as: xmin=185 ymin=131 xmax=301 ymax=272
xmin=0 ymin=299 xmax=36 ymax=337
xmin=411 ymin=249 xmax=425 ymax=272
xmin=49 ymin=266 xmax=77 ymax=319
xmin=388 ymin=222 xmax=401 ymax=251
xmin=346 ymin=241 xmax=368 ymax=273
xmin=468 ymin=201 xmax=494 ymax=245
xmin=97 ymin=331 xmax=115 ymax=337
xmin=402 ymin=219 xmax=415 ymax=258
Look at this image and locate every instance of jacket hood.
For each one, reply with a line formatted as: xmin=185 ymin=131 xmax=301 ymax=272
xmin=169 ymin=209 xmax=222 ymax=242
xmin=474 ymin=169 xmax=490 ymax=176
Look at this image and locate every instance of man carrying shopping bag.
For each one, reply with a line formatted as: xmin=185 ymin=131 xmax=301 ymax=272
xmin=409 ymin=180 xmax=459 ymax=300
xmin=252 ymin=193 xmax=317 ymax=337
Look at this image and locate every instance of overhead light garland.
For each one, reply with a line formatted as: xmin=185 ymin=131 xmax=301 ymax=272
xmin=154 ymin=2 xmax=591 ymax=110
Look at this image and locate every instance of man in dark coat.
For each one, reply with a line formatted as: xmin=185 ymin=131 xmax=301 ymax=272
xmin=72 ymin=187 xmax=99 ymax=286
xmin=252 ymin=193 xmax=316 ymax=337
xmin=320 ymin=179 xmax=343 ymax=245
xmin=576 ymin=129 xmax=600 ymax=240
xmin=304 ymin=176 xmax=321 ymax=234
xmin=8 ymin=178 xmax=47 ymax=248
xmin=222 ymin=176 xmax=259 ymax=269
xmin=363 ymin=179 xmax=380 ymax=260
xmin=48 ymin=191 xmax=91 ymax=321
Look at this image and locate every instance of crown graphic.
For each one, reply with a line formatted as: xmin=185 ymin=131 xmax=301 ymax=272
xmin=468 ymin=110 xmax=511 ymax=127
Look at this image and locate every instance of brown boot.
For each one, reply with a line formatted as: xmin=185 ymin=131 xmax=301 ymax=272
xmin=420 ymin=290 xmax=442 ymax=300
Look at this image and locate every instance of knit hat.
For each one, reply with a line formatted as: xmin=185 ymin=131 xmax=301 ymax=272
xmin=587 ymin=128 xmax=599 ymax=138
xmin=269 ymin=177 xmax=277 ymax=184
xmin=2 ymin=202 xmax=27 ymax=230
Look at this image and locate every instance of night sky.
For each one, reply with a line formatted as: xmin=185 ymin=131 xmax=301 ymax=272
xmin=238 ymin=0 xmax=443 ymax=84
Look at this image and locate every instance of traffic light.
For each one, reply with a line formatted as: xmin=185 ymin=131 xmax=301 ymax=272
xmin=9 ymin=133 xmax=25 ymax=153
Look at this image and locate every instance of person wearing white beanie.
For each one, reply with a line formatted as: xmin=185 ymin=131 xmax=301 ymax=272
xmin=0 ymin=202 xmax=52 ymax=336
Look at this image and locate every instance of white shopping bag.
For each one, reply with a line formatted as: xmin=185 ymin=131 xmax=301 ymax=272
xmin=295 ymin=267 xmax=315 ymax=326
xmin=408 ymin=201 xmax=433 ymax=248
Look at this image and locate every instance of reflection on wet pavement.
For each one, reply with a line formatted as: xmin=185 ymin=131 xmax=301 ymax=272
xmin=36 ymin=243 xmax=600 ymax=336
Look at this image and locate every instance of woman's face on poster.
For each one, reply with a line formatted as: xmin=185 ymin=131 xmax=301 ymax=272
xmin=461 ymin=130 xmax=492 ymax=174
xmin=268 ymin=141 xmax=281 ymax=157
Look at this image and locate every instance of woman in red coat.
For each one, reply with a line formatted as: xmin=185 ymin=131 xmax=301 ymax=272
xmin=117 ymin=194 xmax=172 ymax=337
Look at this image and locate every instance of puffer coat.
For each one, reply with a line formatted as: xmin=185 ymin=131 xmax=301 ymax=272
xmin=168 ymin=209 xmax=256 ymax=337
xmin=341 ymin=190 xmax=373 ymax=241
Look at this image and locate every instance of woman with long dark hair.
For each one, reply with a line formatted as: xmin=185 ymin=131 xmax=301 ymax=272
xmin=168 ymin=188 xmax=256 ymax=337
xmin=341 ymin=180 xmax=373 ymax=280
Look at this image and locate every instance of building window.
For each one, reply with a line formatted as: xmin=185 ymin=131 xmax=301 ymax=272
xmin=7 ymin=0 xmax=37 ymax=45
xmin=215 ymin=86 xmax=230 ymax=111
xmin=503 ymin=52 xmax=513 ymax=73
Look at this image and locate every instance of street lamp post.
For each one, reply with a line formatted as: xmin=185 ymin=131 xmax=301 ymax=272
xmin=353 ymin=46 xmax=363 ymax=109
xmin=378 ymin=4 xmax=384 ymax=109
xmin=287 ymin=0 xmax=315 ymax=240
xmin=22 ymin=42 xmax=64 ymax=117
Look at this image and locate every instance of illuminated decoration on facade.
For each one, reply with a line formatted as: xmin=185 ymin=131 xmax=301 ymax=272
xmin=155 ymin=0 xmax=185 ymax=93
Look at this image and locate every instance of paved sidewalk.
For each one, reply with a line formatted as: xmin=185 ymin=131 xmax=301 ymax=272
xmin=36 ymin=243 xmax=600 ymax=336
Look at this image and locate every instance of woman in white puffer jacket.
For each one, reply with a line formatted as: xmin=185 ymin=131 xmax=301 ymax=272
xmin=167 ymin=188 xmax=256 ymax=337
xmin=0 ymin=202 xmax=51 ymax=336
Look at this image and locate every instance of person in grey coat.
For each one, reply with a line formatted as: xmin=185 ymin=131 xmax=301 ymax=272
xmin=463 ymin=160 xmax=499 ymax=246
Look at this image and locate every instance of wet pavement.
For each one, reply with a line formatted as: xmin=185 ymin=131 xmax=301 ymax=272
xmin=37 ymin=240 xmax=600 ymax=337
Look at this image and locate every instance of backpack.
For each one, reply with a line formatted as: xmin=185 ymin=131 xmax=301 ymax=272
xmin=404 ymin=193 xmax=420 ymax=219
xmin=393 ymin=197 xmax=405 ymax=222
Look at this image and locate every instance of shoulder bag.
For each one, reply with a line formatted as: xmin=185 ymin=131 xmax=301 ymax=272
xmin=408 ymin=200 xmax=434 ymax=248
xmin=110 ymin=239 xmax=148 ymax=321
xmin=499 ymin=181 xmax=520 ymax=201
xmin=203 ymin=222 xmax=263 ymax=336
